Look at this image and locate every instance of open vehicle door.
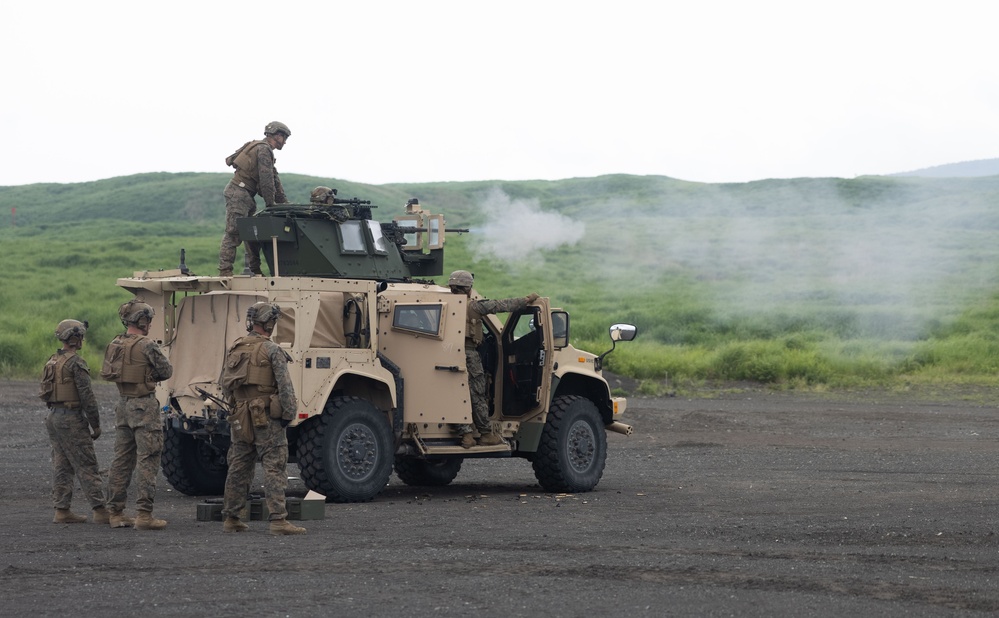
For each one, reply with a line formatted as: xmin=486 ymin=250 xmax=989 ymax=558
xmin=499 ymin=297 xmax=554 ymax=417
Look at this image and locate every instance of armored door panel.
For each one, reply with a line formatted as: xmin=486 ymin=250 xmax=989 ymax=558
xmin=500 ymin=298 xmax=553 ymax=417
xmin=377 ymin=293 xmax=471 ymax=430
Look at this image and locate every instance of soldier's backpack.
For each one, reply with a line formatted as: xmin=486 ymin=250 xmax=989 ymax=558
xmin=219 ymin=337 xmax=271 ymax=393
xmin=39 ymin=353 xmax=74 ymax=403
xmin=39 ymin=356 xmax=60 ymax=402
xmin=101 ymin=336 xmax=145 ymax=383
xmin=225 ymin=140 xmax=267 ymax=170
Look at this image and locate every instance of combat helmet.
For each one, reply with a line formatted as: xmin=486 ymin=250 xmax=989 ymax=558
xmin=55 ymin=319 xmax=88 ymax=342
xmin=310 ymin=186 xmax=336 ymax=205
xmin=448 ymin=270 xmax=474 ymax=289
xmin=246 ymin=302 xmax=282 ymax=332
xmin=264 ymin=121 xmax=291 ymax=138
xmin=118 ymin=299 xmax=155 ymax=327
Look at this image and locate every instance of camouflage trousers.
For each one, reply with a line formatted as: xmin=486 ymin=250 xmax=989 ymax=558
xmin=218 ymin=181 xmax=261 ymax=273
xmin=222 ymin=418 xmax=290 ymax=521
xmin=106 ymin=394 xmax=163 ymax=513
xmin=45 ymin=409 xmax=106 ymax=511
xmin=457 ymin=346 xmax=491 ymax=435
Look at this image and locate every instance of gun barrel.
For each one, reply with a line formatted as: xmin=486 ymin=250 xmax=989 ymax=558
xmin=394 ymin=225 xmax=470 ymax=235
xmin=194 ymin=386 xmax=231 ymax=412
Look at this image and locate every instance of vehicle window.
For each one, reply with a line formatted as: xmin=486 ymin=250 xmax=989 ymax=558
xmin=339 ymin=220 xmax=366 ymax=254
xmin=510 ymin=311 xmax=538 ymax=341
xmin=367 ymin=220 xmax=389 ymax=255
xmin=392 ymin=304 xmax=443 ymax=338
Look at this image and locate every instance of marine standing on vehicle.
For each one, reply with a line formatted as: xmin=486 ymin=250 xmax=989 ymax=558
xmin=218 ymin=121 xmax=291 ymax=276
xmin=40 ymin=319 xmax=110 ymax=525
xmin=220 ymin=302 xmax=305 ymax=535
xmin=102 ymin=300 xmax=173 ymax=530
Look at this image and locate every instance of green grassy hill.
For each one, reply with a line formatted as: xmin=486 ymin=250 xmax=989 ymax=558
xmin=3 ymin=172 xmax=999 ymax=393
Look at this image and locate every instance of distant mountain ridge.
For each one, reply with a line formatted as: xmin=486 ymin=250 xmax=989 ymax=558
xmin=891 ymin=158 xmax=999 ymax=178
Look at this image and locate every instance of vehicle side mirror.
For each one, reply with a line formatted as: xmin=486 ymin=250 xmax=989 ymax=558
xmin=596 ymin=323 xmax=638 ymax=370
xmin=552 ymin=311 xmax=569 ymax=349
xmin=609 ymin=323 xmax=637 ymax=342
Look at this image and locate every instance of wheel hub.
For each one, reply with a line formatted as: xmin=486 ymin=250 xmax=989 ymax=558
xmin=567 ymin=420 xmax=595 ymax=472
xmin=337 ymin=423 xmax=377 ymax=480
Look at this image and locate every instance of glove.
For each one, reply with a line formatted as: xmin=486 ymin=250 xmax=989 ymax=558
xmin=526 ymin=293 xmax=540 ymax=303
xmin=90 ymin=426 xmax=102 ymax=440
xmin=279 ymin=418 xmax=291 ymax=428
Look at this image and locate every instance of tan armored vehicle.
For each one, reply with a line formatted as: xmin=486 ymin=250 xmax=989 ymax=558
xmin=117 ymin=197 xmax=636 ymax=502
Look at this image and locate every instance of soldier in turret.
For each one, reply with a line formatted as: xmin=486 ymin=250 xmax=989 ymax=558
xmin=40 ymin=319 xmax=110 ymax=525
xmin=220 ymin=302 xmax=305 ymax=535
xmin=218 ymin=121 xmax=291 ymax=277
xmin=448 ymin=270 xmax=539 ymax=448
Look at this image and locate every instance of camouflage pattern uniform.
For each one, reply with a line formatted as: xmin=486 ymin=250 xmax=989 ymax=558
xmin=106 ymin=335 xmax=173 ymax=514
xmin=458 ymin=296 xmax=531 ymax=436
xmin=218 ymin=141 xmax=288 ymax=274
xmin=43 ymin=350 xmax=106 ymax=511
xmin=221 ymin=332 xmax=297 ymax=521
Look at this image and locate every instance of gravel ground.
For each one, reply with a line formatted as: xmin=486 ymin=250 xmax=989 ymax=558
xmin=2 ymin=380 xmax=998 ymax=617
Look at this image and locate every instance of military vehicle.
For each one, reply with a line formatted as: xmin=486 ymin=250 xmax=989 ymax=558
xmin=116 ymin=196 xmax=637 ymax=502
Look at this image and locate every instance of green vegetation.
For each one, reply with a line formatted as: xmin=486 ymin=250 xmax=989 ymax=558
xmin=3 ymin=171 xmax=999 ymax=393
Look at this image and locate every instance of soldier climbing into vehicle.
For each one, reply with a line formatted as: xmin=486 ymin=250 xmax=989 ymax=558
xmin=448 ymin=270 xmax=539 ymax=448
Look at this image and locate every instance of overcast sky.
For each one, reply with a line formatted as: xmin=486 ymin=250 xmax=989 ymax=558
xmin=5 ymin=1 xmax=996 ymax=187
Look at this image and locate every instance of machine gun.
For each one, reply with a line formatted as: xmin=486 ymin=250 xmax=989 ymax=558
xmin=331 ymin=196 xmax=371 ymax=207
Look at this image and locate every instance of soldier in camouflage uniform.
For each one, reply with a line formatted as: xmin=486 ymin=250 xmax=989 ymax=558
xmin=104 ymin=300 xmax=173 ymax=530
xmin=448 ymin=270 xmax=539 ymax=448
xmin=220 ymin=302 xmax=305 ymax=535
xmin=40 ymin=319 xmax=111 ymax=524
xmin=218 ymin=121 xmax=291 ymax=277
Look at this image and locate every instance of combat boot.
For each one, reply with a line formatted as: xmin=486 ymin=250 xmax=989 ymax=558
xmin=53 ymin=508 xmax=87 ymax=524
xmin=223 ymin=517 xmax=249 ymax=533
xmin=460 ymin=433 xmax=476 ymax=449
xmin=135 ymin=511 xmax=167 ymax=530
xmin=478 ymin=432 xmax=506 ymax=446
xmin=91 ymin=506 xmax=111 ymax=525
xmin=108 ymin=510 xmax=134 ymax=528
xmin=219 ymin=269 xmax=233 ymax=277
xmin=269 ymin=519 xmax=306 ymax=536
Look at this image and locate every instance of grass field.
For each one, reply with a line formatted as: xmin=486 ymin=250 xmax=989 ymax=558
xmin=3 ymin=172 xmax=999 ymax=393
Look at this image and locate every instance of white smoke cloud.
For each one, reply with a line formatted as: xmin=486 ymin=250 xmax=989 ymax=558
xmin=471 ymin=188 xmax=585 ymax=262
xmin=583 ymin=179 xmax=999 ymax=340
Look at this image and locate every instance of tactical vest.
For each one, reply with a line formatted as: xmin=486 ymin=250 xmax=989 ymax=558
xmin=221 ymin=337 xmax=277 ymax=401
xmin=466 ymin=305 xmax=485 ymax=346
xmin=39 ymin=352 xmax=81 ymax=407
xmin=103 ymin=335 xmax=155 ymax=397
xmin=226 ymin=140 xmax=270 ymax=195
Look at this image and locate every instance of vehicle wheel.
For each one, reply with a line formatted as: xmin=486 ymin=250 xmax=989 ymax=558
xmin=532 ymin=395 xmax=607 ymax=493
xmin=297 ymin=396 xmax=394 ymax=503
xmin=160 ymin=423 xmax=229 ymax=496
xmin=394 ymin=456 xmax=463 ymax=486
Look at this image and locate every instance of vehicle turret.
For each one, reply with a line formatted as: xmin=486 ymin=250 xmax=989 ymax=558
xmin=236 ymin=197 xmax=462 ymax=279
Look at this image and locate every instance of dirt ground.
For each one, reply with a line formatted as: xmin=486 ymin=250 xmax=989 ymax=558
xmin=2 ymin=379 xmax=998 ymax=617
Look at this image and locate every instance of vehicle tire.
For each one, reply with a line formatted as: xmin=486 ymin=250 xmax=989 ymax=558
xmin=160 ymin=424 xmax=230 ymax=496
xmin=532 ymin=395 xmax=607 ymax=493
xmin=297 ymin=396 xmax=394 ymax=503
xmin=394 ymin=456 xmax=463 ymax=486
